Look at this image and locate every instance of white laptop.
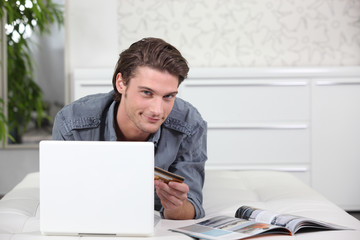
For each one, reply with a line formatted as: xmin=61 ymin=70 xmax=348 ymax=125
xmin=39 ymin=140 xmax=154 ymax=236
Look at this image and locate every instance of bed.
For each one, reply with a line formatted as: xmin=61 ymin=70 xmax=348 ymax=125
xmin=0 ymin=170 xmax=359 ymax=239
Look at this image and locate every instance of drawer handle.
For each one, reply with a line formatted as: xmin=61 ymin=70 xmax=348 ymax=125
xmin=316 ymin=81 xmax=360 ymax=86
xmin=184 ymin=81 xmax=308 ymax=87
xmin=79 ymin=83 xmax=112 ymax=87
xmin=205 ymin=165 xmax=309 ymax=172
xmin=208 ymin=124 xmax=308 ymax=130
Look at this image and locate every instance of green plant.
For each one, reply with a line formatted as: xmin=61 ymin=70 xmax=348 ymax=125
xmin=0 ymin=99 xmax=10 ymax=145
xmin=0 ymin=0 xmax=64 ymax=144
xmin=0 ymin=98 xmax=14 ymax=146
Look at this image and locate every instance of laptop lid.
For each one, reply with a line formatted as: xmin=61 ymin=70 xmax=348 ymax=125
xmin=39 ymin=140 xmax=154 ymax=236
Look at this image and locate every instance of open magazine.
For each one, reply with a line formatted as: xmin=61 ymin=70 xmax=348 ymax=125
xmin=172 ymin=206 xmax=349 ymax=240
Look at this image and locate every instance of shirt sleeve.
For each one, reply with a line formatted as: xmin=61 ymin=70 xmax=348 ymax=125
xmin=52 ymin=111 xmax=67 ymax=140
xmin=169 ymin=119 xmax=208 ymax=219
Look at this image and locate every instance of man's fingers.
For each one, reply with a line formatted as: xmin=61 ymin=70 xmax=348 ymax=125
xmin=155 ymin=180 xmax=189 ymax=208
xmin=156 ymin=189 xmax=182 ymax=209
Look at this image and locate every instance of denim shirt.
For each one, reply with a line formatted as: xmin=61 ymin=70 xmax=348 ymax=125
xmin=52 ymin=91 xmax=207 ymax=219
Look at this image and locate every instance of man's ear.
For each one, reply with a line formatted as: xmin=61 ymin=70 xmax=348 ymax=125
xmin=115 ymin=73 xmax=126 ymax=94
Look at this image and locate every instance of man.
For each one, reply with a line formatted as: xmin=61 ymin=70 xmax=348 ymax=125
xmin=52 ymin=38 xmax=207 ymax=220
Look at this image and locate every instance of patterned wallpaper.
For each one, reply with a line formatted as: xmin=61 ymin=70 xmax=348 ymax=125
xmin=117 ymin=0 xmax=360 ymax=67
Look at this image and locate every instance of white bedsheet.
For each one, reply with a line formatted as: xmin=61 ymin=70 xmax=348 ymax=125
xmin=0 ymin=170 xmax=359 ymax=239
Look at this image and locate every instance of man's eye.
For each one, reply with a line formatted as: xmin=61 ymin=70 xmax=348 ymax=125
xmin=164 ymin=94 xmax=175 ymax=100
xmin=142 ymin=91 xmax=152 ymax=96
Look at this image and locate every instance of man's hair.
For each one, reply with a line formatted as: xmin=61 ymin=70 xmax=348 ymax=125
xmin=112 ymin=37 xmax=189 ymax=101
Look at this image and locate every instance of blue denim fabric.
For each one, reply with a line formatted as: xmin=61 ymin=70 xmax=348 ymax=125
xmin=52 ymin=91 xmax=207 ymax=219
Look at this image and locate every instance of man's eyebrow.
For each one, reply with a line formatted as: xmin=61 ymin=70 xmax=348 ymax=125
xmin=138 ymin=86 xmax=154 ymax=92
xmin=165 ymin=91 xmax=179 ymax=96
xmin=138 ymin=86 xmax=178 ymax=96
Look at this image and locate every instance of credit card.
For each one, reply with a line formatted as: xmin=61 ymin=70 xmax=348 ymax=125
xmin=154 ymin=167 xmax=185 ymax=183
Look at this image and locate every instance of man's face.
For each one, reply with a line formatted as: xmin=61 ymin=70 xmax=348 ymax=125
xmin=116 ymin=66 xmax=179 ymax=135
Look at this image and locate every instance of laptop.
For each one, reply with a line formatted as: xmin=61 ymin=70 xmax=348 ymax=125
xmin=39 ymin=140 xmax=154 ymax=236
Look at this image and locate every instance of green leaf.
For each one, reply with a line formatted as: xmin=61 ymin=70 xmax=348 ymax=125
xmin=3 ymin=0 xmax=64 ymax=144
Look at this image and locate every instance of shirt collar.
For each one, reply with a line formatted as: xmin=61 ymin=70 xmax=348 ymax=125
xmin=148 ymin=127 xmax=161 ymax=148
xmin=106 ymin=101 xmax=118 ymax=141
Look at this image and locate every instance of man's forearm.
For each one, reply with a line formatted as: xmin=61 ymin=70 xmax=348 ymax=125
xmin=163 ymin=199 xmax=195 ymax=220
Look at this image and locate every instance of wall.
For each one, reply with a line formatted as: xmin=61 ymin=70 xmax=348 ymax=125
xmin=116 ymin=0 xmax=360 ymax=67
xmin=66 ymin=0 xmax=360 ymax=76
xmin=65 ymin=0 xmax=118 ymax=102
xmin=31 ymin=24 xmax=65 ymax=115
xmin=30 ymin=0 xmax=65 ymax=118
xmin=0 ymin=149 xmax=39 ymax=195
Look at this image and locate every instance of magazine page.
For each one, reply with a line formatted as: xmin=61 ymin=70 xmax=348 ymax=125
xmin=235 ymin=206 xmax=348 ymax=233
xmin=172 ymin=215 xmax=291 ymax=240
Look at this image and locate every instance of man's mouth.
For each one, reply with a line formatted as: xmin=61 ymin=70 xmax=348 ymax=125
xmin=143 ymin=114 xmax=161 ymax=123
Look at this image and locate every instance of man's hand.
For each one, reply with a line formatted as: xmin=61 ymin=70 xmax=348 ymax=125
xmin=154 ymin=180 xmax=195 ymax=220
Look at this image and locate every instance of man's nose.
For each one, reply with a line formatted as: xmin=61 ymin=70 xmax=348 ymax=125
xmin=149 ymin=97 xmax=163 ymax=115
